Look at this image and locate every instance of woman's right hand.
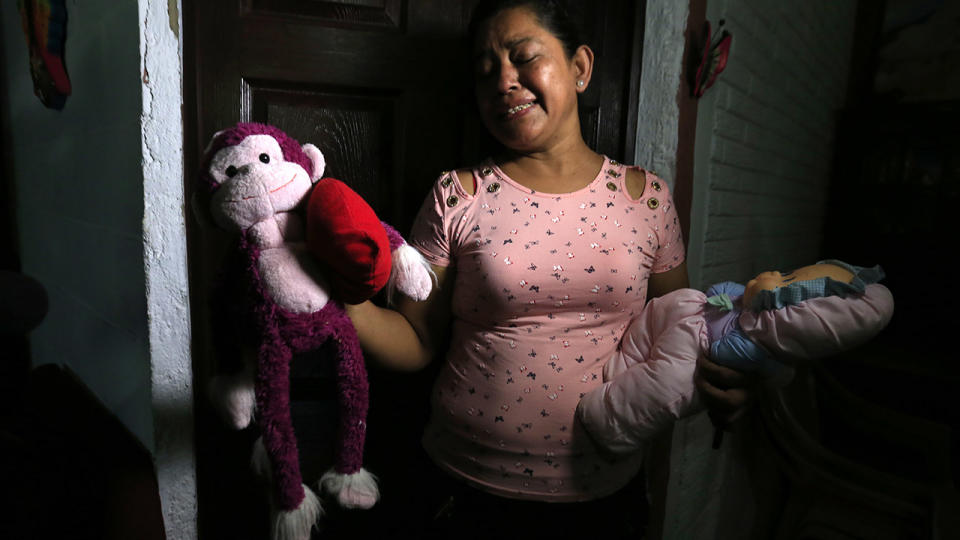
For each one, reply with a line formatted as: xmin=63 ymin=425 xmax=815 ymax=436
xmin=345 ymin=264 xmax=453 ymax=371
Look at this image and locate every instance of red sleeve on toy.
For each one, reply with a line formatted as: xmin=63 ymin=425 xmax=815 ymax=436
xmin=306 ymin=178 xmax=391 ymax=304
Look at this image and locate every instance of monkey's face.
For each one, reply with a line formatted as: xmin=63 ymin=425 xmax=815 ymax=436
xmin=207 ymin=134 xmax=314 ymax=231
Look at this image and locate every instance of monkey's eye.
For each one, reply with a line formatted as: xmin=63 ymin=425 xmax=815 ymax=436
xmin=259 ymin=153 xmax=270 ymax=164
xmin=225 ymin=165 xmax=238 ymax=177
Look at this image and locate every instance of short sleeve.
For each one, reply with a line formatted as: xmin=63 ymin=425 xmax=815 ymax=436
xmin=647 ymin=172 xmax=686 ymax=273
xmin=408 ymin=170 xmax=471 ymax=267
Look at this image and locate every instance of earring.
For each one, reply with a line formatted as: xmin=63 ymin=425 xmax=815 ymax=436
xmin=577 ymin=80 xmax=585 ymax=87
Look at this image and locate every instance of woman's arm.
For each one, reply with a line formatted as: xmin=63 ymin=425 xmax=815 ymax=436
xmin=344 ymin=264 xmax=454 ymax=372
xmin=647 ymin=261 xmax=689 ymax=299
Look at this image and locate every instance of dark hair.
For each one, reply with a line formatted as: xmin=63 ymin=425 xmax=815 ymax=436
xmin=466 ymin=0 xmax=584 ymax=59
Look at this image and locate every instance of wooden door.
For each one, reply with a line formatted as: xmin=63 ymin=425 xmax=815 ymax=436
xmin=184 ymin=2 xmax=645 ymax=537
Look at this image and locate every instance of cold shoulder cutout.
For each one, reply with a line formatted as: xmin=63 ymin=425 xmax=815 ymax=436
xmin=624 ymin=168 xmax=647 ymax=200
xmin=454 ymin=168 xmax=476 ymax=196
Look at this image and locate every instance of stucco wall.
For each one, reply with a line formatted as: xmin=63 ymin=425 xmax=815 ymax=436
xmin=139 ymin=0 xmax=196 ymax=537
xmin=1 ymin=0 xmax=154 ymax=449
xmin=634 ymin=0 xmax=689 ymax=188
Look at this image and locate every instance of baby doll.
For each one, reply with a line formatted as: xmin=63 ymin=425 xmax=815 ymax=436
xmin=576 ymin=260 xmax=894 ymax=455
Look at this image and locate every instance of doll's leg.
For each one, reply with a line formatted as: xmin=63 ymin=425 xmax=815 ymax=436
xmin=256 ymin=336 xmax=322 ymax=540
xmin=319 ymin=323 xmax=379 ymax=509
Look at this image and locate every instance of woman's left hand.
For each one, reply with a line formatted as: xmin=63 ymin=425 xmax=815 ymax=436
xmin=694 ymin=353 xmax=759 ymax=430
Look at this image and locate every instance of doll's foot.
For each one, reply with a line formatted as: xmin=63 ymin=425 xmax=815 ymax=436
xmin=270 ymin=484 xmax=322 ymax=540
xmin=319 ymin=468 xmax=379 ymax=509
xmin=208 ymin=373 xmax=256 ymax=429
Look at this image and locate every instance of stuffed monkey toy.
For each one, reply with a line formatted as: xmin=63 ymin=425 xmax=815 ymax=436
xmin=198 ymin=122 xmax=433 ymax=540
xmin=577 ymin=260 xmax=894 ymax=455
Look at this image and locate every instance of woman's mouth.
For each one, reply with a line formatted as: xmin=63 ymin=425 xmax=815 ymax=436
xmin=507 ymin=102 xmax=535 ymax=115
xmin=502 ymin=101 xmax=537 ymax=120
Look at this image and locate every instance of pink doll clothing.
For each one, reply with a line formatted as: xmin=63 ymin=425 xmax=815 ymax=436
xmin=577 ymin=282 xmax=894 ymax=455
xmin=576 ymin=288 xmax=709 ymax=454
xmin=409 ymin=156 xmax=685 ymax=501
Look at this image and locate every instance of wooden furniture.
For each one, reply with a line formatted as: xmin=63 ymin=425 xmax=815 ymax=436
xmin=758 ymin=360 xmax=958 ymax=539
xmin=1 ymin=365 xmax=166 ymax=540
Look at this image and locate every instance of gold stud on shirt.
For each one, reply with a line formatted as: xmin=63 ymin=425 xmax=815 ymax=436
xmin=487 ymin=182 xmax=501 ymax=193
xmin=446 ymin=195 xmax=460 ymax=207
xmin=609 ymin=159 xmax=620 ymax=166
xmin=481 ymin=167 xmax=493 ymax=176
xmin=606 ymin=181 xmax=618 ymax=191
xmin=647 ymin=197 xmax=660 ymax=210
xmin=441 ymin=175 xmax=453 ymax=187
xmin=652 ymin=181 xmax=661 ymax=192
xmin=607 ymin=169 xmax=621 ymax=178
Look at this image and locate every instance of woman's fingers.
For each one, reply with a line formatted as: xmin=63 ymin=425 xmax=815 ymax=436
xmin=695 ymin=374 xmax=752 ymax=412
xmin=695 ymin=355 xmax=758 ymax=430
xmin=696 ymin=353 xmax=756 ymax=390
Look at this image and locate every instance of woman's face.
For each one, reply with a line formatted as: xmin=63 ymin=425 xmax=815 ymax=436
xmin=472 ymin=7 xmax=587 ymax=153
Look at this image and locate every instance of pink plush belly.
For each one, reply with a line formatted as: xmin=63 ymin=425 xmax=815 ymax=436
xmin=258 ymin=244 xmax=331 ymax=313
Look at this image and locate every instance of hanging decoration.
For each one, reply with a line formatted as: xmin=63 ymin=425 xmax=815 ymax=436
xmin=693 ymin=19 xmax=732 ymax=98
xmin=18 ymin=0 xmax=72 ymax=110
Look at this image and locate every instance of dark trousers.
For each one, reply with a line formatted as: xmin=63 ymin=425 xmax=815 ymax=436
xmin=319 ymin=448 xmax=649 ymax=540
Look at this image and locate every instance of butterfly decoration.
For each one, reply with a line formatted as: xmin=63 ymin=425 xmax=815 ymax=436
xmin=693 ymin=20 xmax=733 ymax=98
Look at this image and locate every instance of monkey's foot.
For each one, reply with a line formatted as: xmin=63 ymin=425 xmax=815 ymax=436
xmin=271 ymin=484 xmax=322 ymax=540
xmin=319 ymin=468 xmax=379 ymax=510
xmin=208 ymin=373 xmax=255 ymax=429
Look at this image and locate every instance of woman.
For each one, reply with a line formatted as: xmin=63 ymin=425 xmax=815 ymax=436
xmin=344 ymin=1 xmax=753 ymax=537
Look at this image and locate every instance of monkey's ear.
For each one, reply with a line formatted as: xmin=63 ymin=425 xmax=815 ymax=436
xmin=302 ymin=143 xmax=325 ymax=183
xmin=202 ymin=129 xmax=227 ymax=156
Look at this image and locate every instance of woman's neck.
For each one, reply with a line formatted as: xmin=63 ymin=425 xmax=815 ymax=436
xmin=497 ymin=138 xmax=604 ymax=194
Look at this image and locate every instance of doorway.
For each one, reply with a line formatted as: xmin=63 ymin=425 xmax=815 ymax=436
xmin=183 ymin=2 xmax=646 ymax=536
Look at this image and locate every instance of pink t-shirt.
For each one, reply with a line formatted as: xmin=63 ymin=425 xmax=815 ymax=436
xmin=410 ymin=156 xmax=685 ymax=501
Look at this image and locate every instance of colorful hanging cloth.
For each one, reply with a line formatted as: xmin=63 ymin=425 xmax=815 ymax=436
xmin=18 ymin=0 xmax=71 ymax=109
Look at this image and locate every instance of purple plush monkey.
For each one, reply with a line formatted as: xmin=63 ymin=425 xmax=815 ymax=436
xmin=198 ymin=123 xmax=433 ymax=540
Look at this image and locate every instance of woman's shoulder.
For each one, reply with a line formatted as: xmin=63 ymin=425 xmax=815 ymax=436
xmin=620 ymin=163 xmax=665 ymax=201
xmin=430 ymin=167 xmax=478 ymax=197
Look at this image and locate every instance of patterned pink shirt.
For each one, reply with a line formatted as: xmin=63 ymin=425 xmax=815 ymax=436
xmin=409 ymin=156 xmax=685 ymax=501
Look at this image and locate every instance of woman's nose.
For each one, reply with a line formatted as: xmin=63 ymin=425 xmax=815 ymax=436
xmin=495 ymin=62 xmax=520 ymax=94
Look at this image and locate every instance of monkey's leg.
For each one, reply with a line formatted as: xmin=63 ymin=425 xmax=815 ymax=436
xmin=318 ymin=314 xmax=379 ymax=509
xmin=255 ymin=334 xmax=321 ymax=540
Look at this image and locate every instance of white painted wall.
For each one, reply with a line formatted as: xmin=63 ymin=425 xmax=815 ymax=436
xmin=139 ymin=0 xmax=196 ymax=538
xmin=668 ymin=1 xmax=858 ymax=539
xmin=687 ymin=0 xmax=857 ymax=289
xmin=1 ymin=1 xmax=196 ymax=537
xmin=634 ymin=0 xmax=689 ymax=189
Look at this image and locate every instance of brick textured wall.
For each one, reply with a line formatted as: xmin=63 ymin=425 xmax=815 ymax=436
xmin=693 ymin=0 xmax=857 ymax=288
xmin=665 ymin=2 xmax=859 ymax=539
